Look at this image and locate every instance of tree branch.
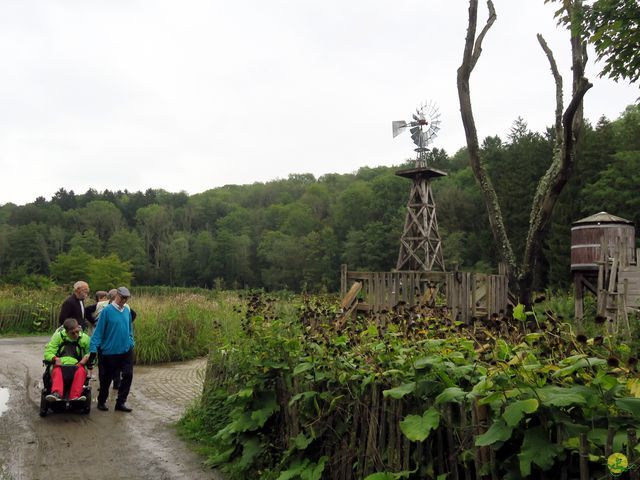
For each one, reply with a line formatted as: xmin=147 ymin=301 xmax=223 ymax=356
xmin=471 ymin=0 xmax=497 ymax=71
xmin=537 ymin=34 xmax=563 ymax=142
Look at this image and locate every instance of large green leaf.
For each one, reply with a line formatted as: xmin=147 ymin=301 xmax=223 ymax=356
xmin=414 ymin=356 xmax=443 ymax=370
xmin=475 ymin=419 xmax=512 ymax=446
xmin=278 ymin=459 xmax=309 ymax=480
xmin=538 ymin=386 xmax=589 ymax=407
xmin=513 ymin=303 xmax=526 ymax=321
xmin=289 ymin=391 xmax=318 ymax=406
xmin=616 ymin=397 xmax=640 ymax=416
xmin=293 ymin=362 xmax=315 ymax=376
xmin=518 ymin=426 xmax=563 ymax=476
xmin=237 ymin=437 xmax=261 ymax=470
xmin=364 ymin=471 xmax=412 ymax=480
xmin=383 ymin=382 xmax=416 ymax=399
xmin=399 ymin=407 xmax=441 ymax=442
xmin=205 ymin=446 xmax=236 ymax=467
xmin=250 ymin=393 xmax=279 ymax=427
xmin=552 ymin=357 xmax=606 ymax=377
xmin=300 ymin=456 xmax=328 ymax=480
xmin=232 ymin=411 xmax=259 ymax=432
xmin=292 ymin=432 xmax=314 ymax=450
xmin=435 ymin=386 xmax=466 ymax=405
xmin=503 ymin=398 xmax=539 ymax=427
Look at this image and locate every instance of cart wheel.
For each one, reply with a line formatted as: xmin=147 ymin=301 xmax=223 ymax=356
xmin=39 ymin=391 xmax=49 ymax=417
xmin=83 ymin=390 xmax=91 ymax=414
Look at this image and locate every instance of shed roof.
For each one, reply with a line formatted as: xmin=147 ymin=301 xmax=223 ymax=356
xmin=572 ymin=211 xmax=633 ymax=225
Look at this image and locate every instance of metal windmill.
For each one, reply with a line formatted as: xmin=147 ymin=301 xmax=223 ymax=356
xmin=392 ymin=100 xmax=441 ymax=168
xmin=393 ymin=101 xmax=446 ymax=272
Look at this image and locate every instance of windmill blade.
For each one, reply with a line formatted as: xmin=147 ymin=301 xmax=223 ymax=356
xmin=411 ymin=129 xmax=422 ymax=146
xmin=392 ymin=120 xmax=407 ymax=138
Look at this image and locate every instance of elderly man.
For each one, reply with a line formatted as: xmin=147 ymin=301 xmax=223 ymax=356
xmin=44 ymin=318 xmax=90 ymax=401
xmin=58 ymin=281 xmax=90 ymax=330
xmin=88 ymin=286 xmax=135 ymax=412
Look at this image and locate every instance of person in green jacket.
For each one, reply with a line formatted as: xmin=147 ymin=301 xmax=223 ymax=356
xmin=43 ymin=318 xmax=91 ymax=401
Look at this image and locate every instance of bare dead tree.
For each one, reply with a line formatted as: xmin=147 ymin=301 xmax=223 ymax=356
xmin=457 ymin=0 xmax=592 ymax=307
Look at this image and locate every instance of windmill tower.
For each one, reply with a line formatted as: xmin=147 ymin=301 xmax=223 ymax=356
xmin=393 ymin=101 xmax=446 ymax=271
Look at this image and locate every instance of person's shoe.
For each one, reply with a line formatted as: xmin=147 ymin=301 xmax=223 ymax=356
xmin=45 ymin=392 xmax=62 ymax=402
xmin=70 ymin=395 xmax=86 ymax=402
xmin=114 ymin=403 xmax=132 ymax=412
xmin=97 ymin=403 xmax=109 ymax=411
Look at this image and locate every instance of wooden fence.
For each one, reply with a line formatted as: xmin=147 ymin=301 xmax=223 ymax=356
xmin=340 ymin=265 xmax=509 ymax=322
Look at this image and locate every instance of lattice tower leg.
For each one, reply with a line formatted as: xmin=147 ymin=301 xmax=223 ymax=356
xmin=396 ymin=176 xmax=444 ymax=271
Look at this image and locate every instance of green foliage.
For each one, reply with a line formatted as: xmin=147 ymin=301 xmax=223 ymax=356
xmin=50 ymin=247 xmax=133 ymax=291
xmin=49 ymin=247 xmax=93 ymax=284
xmin=69 ymin=229 xmax=102 ymax=256
xmin=518 ymin=426 xmax=564 ymax=476
xmin=179 ymin=293 xmax=640 ymax=479
xmin=581 ymin=0 xmax=640 ymax=83
xmin=399 ymin=408 xmax=440 ymax=442
xmin=1 ymin=103 xmax=638 ymax=293
xmin=0 ymin=286 xmax=65 ymax=333
xmin=88 ymin=254 xmax=133 ymax=292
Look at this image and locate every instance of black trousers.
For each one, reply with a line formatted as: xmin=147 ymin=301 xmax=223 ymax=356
xmin=97 ymin=349 xmax=133 ymax=405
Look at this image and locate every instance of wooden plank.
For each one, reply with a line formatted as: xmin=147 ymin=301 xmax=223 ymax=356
xmin=619 ymin=270 xmax=640 ymax=278
xmin=373 ymin=272 xmax=381 ymax=311
xmin=471 ymin=273 xmax=477 ymax=317
xmin=340 ymin=282 xmax=362 ymax=310
xmin=608 ymin=258 xmax=619 ymax=294
xmin=402 ymin=273 xmax=409 ymax=303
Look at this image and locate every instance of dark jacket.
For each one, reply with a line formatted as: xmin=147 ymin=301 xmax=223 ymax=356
xmin=58 ymin=294 xmax=88 ymax=330
xmin=85 ymin=303 xmax=137 ymax=323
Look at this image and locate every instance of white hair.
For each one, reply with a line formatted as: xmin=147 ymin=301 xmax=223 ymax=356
xmin=73 ymin=281 xmax=88 ymax=291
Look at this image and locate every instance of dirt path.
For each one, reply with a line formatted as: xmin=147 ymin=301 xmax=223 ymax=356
xmin=0 ymin=336 xmax=222 ymax=480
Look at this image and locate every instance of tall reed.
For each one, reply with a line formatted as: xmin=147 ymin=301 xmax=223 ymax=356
xmin=132 ymin=291 xmax=242 ymax=364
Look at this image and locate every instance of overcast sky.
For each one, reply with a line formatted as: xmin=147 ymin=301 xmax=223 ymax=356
xmin=0 ymin=1 xmax=637 ymax=206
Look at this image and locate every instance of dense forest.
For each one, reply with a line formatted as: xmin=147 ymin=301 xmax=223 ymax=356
xmin=1 ymin=105 xmax=638 ymax=293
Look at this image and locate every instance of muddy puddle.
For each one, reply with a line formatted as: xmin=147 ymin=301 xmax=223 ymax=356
xmin=0 ymin=387 xmax=8 ymax=416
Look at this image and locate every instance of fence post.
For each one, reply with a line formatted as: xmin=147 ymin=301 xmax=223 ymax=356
xmin=340 ymin=264 xmax=348 ymax=296
xmin=579 ymin=433 xmax=589 ymax=480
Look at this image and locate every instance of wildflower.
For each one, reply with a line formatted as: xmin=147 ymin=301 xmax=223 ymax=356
xmin=607 ymin=357 xmax=620 ymax=368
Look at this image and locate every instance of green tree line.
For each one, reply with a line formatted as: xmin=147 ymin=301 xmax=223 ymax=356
xmin=1 ymin=105 xmax=638 ymax=293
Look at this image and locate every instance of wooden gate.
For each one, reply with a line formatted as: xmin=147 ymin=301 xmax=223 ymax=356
xmin=340 ymin=265 xmax=508 ymax=323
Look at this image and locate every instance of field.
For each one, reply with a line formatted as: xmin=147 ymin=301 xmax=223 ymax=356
xmin=0 ymin=286 xmax=243 ymax=364
xmin=3 ymin=287 xmax=640 ymax=478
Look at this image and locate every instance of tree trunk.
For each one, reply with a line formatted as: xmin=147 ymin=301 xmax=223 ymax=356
xmin=457 ymin=0 xmax=592 ymax=307
xmin=457 ymin=0 xmax=517 ymax=285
